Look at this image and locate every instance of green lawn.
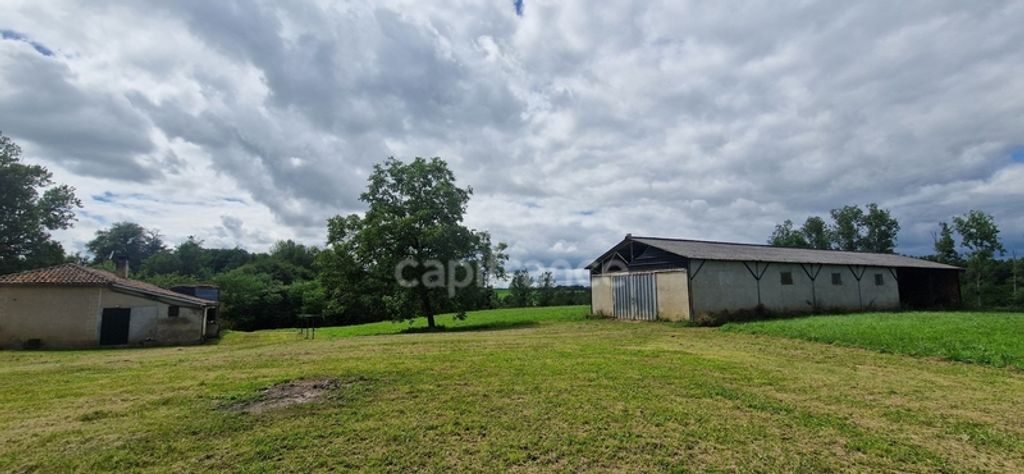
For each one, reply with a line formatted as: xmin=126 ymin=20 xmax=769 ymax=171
xmin=226 ymin=306 xmax=587 ymax=343
xmin=722 ymin=311 xmax=1024 ymax=370
xmin=2 ymin=307 xmax=1024 ymax=472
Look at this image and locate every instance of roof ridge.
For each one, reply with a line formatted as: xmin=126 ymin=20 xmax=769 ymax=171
xmin=0 ymin=263 xmax=216 ymax=306
xmin=0 ymin=262 xmax=80 ymax=278
xmin=629 ymin=235 xmax=906 ymax=258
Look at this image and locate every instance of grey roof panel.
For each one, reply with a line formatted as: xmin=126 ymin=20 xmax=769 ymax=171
xmin=614 ymin=237 xmax=961 ymax=270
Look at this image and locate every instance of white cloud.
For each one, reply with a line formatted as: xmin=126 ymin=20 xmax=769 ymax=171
xmin=2 ymin=0 xmax=1023 ymax=282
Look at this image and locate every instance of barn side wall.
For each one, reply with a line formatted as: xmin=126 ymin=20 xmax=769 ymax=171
xmin=655 ymin=270 xmax=690 ymax=321
xmin=690 ymin=260 xmax=900 ymax=316
xmin=0 ymin=286 xmax=103 ymax=349
xmin=99 ymin=289 xmax=207 ymax=346
xmin=590 ymin=275 xmax=614 ymax=316
xmin=0 ymin=286 xmax=206 ymax=349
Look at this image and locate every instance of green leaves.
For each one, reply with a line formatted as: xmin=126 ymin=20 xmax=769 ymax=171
xmin=0 ymin=132 xmax=81 ymax=273
xmin=768 ymin=203 xmax=900 ymax=253
xmin=320 ymin=156 xmax=506 ymax=326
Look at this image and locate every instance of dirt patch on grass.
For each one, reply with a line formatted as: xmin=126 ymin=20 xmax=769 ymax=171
xmin=229 ymin=378 xmax=342 ymax=414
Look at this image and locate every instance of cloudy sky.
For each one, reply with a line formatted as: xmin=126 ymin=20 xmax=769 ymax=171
xmin=2 ymin=0 xmax=1023 ymax=283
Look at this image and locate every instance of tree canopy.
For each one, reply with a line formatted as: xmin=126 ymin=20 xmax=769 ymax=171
xmin=318 ymin=157 xmax=507 ymax=328
xmin=86 ymin=221 xmax=165 ymax=271
xmin=768 ymin=203 xmax=899 ymax=253
xmin=0 ymin=132 xmax=81 ymax=274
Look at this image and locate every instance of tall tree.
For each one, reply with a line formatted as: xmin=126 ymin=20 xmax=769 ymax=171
xmin=768 ymin=219 xmax=809 ymax=248
xmin=859 ymin=203 xmax=900 ymax=253
xmin=801 ymin=216 xmax=830 ymax=250
xmin=270 ymin=239 xmax=320 ymax=270
xmin=0 ymin=132 xmax=81 ymax=274
xmin=320 ymin=157 xmax=506 ymax=328
xmin=508 ymin=269 xmax=534 ymax=307
xmin=953 ymin=210 xmax=1005 ymax=307
xmin=537 ymin=271 xmax=556 ymax=307
xmin=932 ymin=222 xmax=960 ymax=265
xmin=829 ymin=205 xmax=865 ymax=251
xmin=86 ymin=222 xmax=165 ymax=271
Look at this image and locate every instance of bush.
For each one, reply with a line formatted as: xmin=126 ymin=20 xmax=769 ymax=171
xmin=693 ymin=305 xmax=773 ymax=327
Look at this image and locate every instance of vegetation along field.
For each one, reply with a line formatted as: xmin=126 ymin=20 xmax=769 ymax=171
xmin=722 ymin=311 xmax=1024 ymax=370
xmin=3 ymin=306 xmax=1024 ymax=472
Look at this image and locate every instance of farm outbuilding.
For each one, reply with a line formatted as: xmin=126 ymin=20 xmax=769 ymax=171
xmin=0 ymin=263 xmax=218 ymax=349
xmin=587 ymin=236 xmax=962 ymax=322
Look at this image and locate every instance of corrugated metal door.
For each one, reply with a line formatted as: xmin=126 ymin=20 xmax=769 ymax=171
xmin=612 ymin=273 xmax=658 ymax=320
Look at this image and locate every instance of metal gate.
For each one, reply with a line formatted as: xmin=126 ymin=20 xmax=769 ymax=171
xmin=612 ymin=273 xmax=658 ymax=320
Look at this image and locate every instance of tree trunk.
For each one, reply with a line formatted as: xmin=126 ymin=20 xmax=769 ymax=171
xmin=976 ymin=272 xmax=981 ymax=307
xmin=420 ymin=288 xmax=436 ymax=328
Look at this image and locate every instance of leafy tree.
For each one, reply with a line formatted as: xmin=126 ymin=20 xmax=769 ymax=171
xmin=270 ymin=240 xmax=320 ymax=270
xmin=537 ymin=271 xmax=556 ymax=306
xmin=829 ymin=205 xmax=865 ymax=251
xmin=86 ymin=222 xmax=165 ymax=271
xmin=770 ymin=204 xmax=900 ymax=253
xmin=319 ymin=157 xmax=506 ymax=328
xmin=801 ymin=216 xmax=830 ymax=250
xmin=0 ymin=132 xmax=81 ymax=274
xmin=932 ymin=222 xmax=960 ymax=265
xmin=288 ymin=279 xmax=326 ymax=315
xmin=768 ymin=219 xmax=808 ymax=248
xmin=860 ymin=203 xmax=900 ymax=253
xmin=508 ymin=269 xmax=534 ymax=307
xmin=953 ymin=210 xmax=1005 ymax=307
xmin=213 ymin=268 xmax=287 ymax=330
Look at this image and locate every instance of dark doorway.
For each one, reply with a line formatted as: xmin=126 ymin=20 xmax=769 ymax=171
xmin=897 ymin=268 xmax=962 ymax=309
xmin=100 ymin=308 xmax=131 ymax=346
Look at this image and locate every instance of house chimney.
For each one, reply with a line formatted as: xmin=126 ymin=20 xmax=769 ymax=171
xmin=114 ymin=256 xmax=130 ymax=278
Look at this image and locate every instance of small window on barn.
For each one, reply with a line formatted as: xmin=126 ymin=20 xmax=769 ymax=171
xmin=168 ymin=306 xmax=180 ymax=318
xmin=780 ymin=271 xmax=794 ymax=285
xmin=831 ymin=272 xmax=843 ymax=285
xmin=875 ymin=273 xmax=884 ymax=286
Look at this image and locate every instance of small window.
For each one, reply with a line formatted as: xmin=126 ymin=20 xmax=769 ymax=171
xmin=875 ymin=273 xmax=884 ymax=286
xmin=780 ymin=271 xmax=794 ymax=285
xmin=831 ymin=272 xmax=843 ymax=285
xmin=168 ymin=306 xmax=180 ymax=318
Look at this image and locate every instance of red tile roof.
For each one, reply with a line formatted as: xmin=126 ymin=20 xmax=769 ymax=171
xmin=0 ymin=264 xmax=216 ymax=307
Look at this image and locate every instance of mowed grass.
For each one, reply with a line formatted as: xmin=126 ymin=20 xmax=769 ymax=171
xmin=1 ymin=307 xmax=1024 ymax=472
xmin=722 ymin=311 xmax=1024 ymax=370
xmin=226 ymin=306 xmax=587 ymax=343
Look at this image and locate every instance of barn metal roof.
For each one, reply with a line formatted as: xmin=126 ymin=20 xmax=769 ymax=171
xmin=0 ymin=264 xmax=217 ymax=306
xmin=589 ymin=236 xmax=962 ymax=270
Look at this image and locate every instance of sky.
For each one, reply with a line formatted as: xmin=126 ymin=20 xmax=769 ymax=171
xmin=2 ymin=0 xmax=1023 ymax=284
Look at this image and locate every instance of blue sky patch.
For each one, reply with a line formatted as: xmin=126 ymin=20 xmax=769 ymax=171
xmin=513 ymin=0 xmax=524 ymax=16
xmin=92 ymin=191 xmax=117 ymax=203
xmin=1 ymin=29 xmax=54 ymax=56
xmin=1010 ymin=146 xmax=1024 ymax=163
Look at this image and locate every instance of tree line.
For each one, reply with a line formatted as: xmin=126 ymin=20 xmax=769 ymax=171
xmin=504 ymin=269 xmax=590 ymax=308
xmin=768 ymin=203 xmax=900 ymax=253
xmin=2 ymin=131 xmax=587 ymax=330
xmin=769 ymin=203 xmax=1021 ymax=309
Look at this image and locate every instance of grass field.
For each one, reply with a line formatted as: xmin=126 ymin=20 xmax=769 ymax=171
xmin=2 ymin=307 xmax=1024 ymax=472
xmin=231 ymin=306 xmax=587 ymax=343
xmin=722 ymin=311 xmax=1024 ymax=370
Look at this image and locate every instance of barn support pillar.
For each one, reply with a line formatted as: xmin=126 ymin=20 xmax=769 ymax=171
xmin=741 ymin=262 xmax=771 ymax=306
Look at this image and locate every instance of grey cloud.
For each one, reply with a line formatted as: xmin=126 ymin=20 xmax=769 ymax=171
xmin=3 ymin=0 xmax=1024 ymax=275
xmin=0 ymin=46 xmax=158 ymax=181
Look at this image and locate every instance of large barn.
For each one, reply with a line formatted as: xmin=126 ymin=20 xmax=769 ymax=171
xmin=587 ymin=235 xmax=962 ymax=321
xmin=0 ymin=263 xmax=218 ymax=349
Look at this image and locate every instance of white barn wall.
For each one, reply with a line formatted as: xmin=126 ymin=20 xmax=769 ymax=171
xmin=0 ymin=287 xmax=103 ymax=349
xmin=689 ymin=261 xmax=759 ymax=314
xmin=100 ymin=289 xmax=207 ymax=345
xmin=590 ymin=275 xmax=613 ymax=316
xmin=690 ymin=260 xmax=900 ymax=316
